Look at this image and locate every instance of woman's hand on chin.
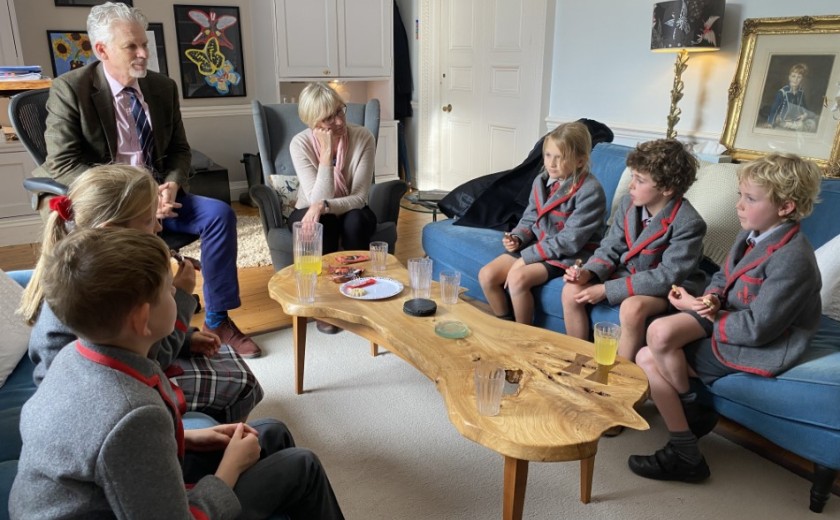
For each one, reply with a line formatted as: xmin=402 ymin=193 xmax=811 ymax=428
xmin=314 ymin=128 xmax=333 ymax=165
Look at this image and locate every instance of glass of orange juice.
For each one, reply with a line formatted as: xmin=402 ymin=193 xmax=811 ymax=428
xmin=293 ymin=221 xmax=323 ymax=275
xmin=594 ymin=322 xmax=621 ymax=366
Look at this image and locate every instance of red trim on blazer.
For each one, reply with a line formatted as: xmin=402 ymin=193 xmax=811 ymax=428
xmin=719 ymin=225 xmax=799 ymax=304
xmin=75 ymin=341 xmax=186 ymax=459
xmin=174 ymin=319 xmax=188 ymax=333
xmin=625 ymin=277 xmax=635 ymax=297
xmin=535 ymin=172 xmax=587 ymax=219
xmin=710 ymin=225 xmax=800 ymax=377
xmin=188 ymin=506 xmax=210 ymax=520
xmin=623 ymin=198 xmax=683 ymax=262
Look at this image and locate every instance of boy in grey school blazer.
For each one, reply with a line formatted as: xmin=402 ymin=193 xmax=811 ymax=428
xmin=563 ymin=139 xmax=707 ymax=361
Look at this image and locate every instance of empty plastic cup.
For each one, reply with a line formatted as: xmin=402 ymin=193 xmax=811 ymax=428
xmin=440 ymin=270 xmax=460 ymax=304
xmin=474 ymin=361 xmax=505 ymax=416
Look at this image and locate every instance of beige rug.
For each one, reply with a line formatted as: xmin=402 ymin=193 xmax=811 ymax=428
xmin=178 ymin=215 xmax=271 ymax=268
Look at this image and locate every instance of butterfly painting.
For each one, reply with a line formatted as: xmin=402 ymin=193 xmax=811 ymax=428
xmin=174 ymin=5 xmax=245 ymax=98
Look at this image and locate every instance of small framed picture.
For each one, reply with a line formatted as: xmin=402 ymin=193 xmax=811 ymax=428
xmin=146 ymin=23 xmax=168 ymax=77
xmin=173 ymin=4 xmax=246 ymax=98
xmin=46 ymin=30 xmax=98 ymax=77
xmin=54 ymin=0 xmax=132 ymax=6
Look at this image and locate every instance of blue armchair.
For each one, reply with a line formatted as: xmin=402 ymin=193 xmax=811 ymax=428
xmin=249 ymin=99 xmax=407 ymax=270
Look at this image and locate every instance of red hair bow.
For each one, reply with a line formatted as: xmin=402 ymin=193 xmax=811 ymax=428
xmin=48 ymin=195 xmax=73 ymax=221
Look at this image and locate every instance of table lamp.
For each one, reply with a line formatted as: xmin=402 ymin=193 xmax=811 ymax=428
xmin=651 ymin=0 xmax=725 ymax=139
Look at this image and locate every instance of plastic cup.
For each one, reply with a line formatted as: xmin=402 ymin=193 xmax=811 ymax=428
xmin=293 ymin=221 xmax=323 ymax=275
xmin=407 ymin=257 xmax=433 ymax=299
xmin=594 ymin=322 xmax=621 ymax=366
xmin=370 ymin=241 xmax=388 ymax=272
xmin=474 ymin=361 xmax=505 ymax=416
xmin=439 ymin=270 xmax=461 ymax=305
xmin=295 ymin=271 xmax=317 ymax=304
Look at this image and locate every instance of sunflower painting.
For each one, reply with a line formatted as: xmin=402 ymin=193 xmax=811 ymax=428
xmin=47 ymin=30 xmax=98 ymax=77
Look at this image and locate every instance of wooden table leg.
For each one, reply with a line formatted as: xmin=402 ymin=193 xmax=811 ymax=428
xmin=503 ymin=456 xmax=528 ymax=520
xmin=370 ymin=341 xmax=378 ymax=357
xmin=293 ymin=316 xmax=307 ymax=395
xmin=579 ymin=455 xmax=595 ymax=504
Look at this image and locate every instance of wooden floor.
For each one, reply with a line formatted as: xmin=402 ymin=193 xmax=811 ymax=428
xmin=1 ymin=199 xmax=837 ymax=496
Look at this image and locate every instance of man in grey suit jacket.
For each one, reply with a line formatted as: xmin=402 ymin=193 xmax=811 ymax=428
xmin=35 ymin=2 xmax=261 ymax=358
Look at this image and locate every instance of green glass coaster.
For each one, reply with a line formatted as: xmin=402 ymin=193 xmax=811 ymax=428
xmin=435 ymin=320 xmax=470 ymax=339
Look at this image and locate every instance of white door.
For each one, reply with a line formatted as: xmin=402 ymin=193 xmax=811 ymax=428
xmin=431 ymin=0 xmax=548 ymax=190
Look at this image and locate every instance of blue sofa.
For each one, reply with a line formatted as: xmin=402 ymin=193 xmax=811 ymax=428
xmin=422 ymin=142 xmax=840 ymax=512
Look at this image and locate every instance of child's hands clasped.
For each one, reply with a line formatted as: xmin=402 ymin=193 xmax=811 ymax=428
xmin=564 ymin=267 xmax=593 ymax=285
xmin=190 ymin=330 xmax=221 ymax=356
xmin=215 ymin=423 xmax=262 ymax=489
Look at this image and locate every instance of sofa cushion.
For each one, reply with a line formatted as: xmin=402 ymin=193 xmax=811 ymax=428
xmin=0 ymin=271 xmax=29 ymax=388
xmin=589 ymin=143 xmax=633 ymax=213
xmin=267 ymin=174 xmax=299 ymax=220
xmin=0 ymin=356 xmax=35 ymax=462
xmin=423 ymin=219 xmax=505 ymax=301
xmin=815 ymin=233 xmax=840 ymax=321
xmin=684 ymin=163 xmax=742 ymax=267
xmin=709 ymin=315 xmax=840 ymax=431
xmin=801 ymin=177 xmax=840 ymax=250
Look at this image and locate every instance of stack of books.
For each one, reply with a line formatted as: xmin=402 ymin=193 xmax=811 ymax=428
xmin=0 ymin=65 xmax=43 ymax=82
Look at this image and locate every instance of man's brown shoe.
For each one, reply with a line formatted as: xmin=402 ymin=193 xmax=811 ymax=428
xmin=202 ymin=318 xmax=262 ymax=359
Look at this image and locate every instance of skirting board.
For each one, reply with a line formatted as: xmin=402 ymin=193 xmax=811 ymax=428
xmin=0 ymin=215 xmax=43 ymax=247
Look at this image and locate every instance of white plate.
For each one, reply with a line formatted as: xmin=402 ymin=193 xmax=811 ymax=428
xmin=339 ymin=277 xmax=404 ymax=300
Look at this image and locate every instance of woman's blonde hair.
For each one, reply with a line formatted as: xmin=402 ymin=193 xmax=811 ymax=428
xmin=298 ymin=82 xmax=345 ymax=128
xmin=18 ymin=165 xmax=158 ymax=324
xmin=737 ymin=153 xmax=822 ymax=222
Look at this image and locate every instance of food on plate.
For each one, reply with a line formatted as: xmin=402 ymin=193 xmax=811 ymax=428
xmin=328 ymin=265 xmax=364 ymax=283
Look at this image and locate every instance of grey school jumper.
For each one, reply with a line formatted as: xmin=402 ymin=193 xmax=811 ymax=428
xmin=10 ymin=340 xmax=241 ymax=519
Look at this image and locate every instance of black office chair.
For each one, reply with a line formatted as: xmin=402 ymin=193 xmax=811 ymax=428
xmin=9 ymin=88 xmax=199 ymax=250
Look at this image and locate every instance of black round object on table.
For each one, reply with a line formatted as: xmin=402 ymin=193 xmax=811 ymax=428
xmin=403 ymin=298 xmax=437 ymax=317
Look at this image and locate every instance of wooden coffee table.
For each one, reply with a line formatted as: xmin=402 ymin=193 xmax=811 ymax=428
xmin=268 ymin=252 xmax=649 ymax=520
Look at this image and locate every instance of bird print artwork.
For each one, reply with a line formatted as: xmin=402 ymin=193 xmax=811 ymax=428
xmin=694 ymin=15 xmax=721 ymax=46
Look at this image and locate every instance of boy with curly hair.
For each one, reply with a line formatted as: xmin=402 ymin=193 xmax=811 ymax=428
xmin=563 ymin=139 xmax=708 ymax=361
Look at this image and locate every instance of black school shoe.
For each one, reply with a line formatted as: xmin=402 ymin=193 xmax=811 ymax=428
xmin=628 ymin=442 xmax=711 ymax=482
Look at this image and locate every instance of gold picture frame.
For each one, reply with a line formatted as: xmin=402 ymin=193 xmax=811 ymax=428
xmin=721 ymin=15 xmax=840 ymax=177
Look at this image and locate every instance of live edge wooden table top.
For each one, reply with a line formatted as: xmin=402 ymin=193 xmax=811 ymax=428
xmin=268 ymin=251 xmax=649 ymax=520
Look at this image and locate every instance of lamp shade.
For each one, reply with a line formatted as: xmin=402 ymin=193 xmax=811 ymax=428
xmin=651 ymin=0 xmax=725 ymax=52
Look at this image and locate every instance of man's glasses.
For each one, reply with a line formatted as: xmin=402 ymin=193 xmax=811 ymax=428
xmin=321 ymin=105 xmax=347 ymax=125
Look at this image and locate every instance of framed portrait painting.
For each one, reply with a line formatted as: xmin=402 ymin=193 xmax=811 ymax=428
xmin=721 ymin=15 xmax=840 ymax=176
xmin=173 ymin=4 xmax=246 ymax=99
xmin=47 ymin=30 xmax=98 ymax=77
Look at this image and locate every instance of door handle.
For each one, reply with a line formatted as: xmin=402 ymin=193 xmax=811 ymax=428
xmin=442 ymin=104 xmax=452 ymax=113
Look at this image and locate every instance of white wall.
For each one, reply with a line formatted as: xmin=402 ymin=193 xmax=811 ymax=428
xmin=548 ymin=0 xmax=840 ymax=147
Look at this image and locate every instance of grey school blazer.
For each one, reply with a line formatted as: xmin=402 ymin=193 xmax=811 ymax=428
xmin=584 ymin=194 xmax=708 ymax=305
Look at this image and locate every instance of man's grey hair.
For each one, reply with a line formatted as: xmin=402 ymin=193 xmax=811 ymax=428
xmin=87 ymin=1 xmax=147 ymax=57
